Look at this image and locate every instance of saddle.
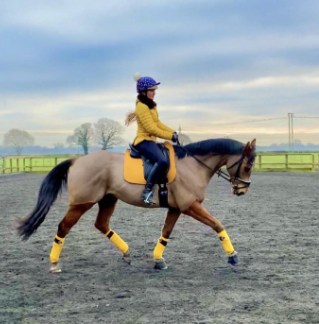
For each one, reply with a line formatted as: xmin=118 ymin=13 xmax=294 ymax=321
xmin=123 ymin=141 xmax=176 ymax=208
xmin=124 ymin=141 xmax=176 ymax=185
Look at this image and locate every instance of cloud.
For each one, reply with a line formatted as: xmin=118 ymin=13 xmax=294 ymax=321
xmin=0 ymin=0 xmax=319 ymax=146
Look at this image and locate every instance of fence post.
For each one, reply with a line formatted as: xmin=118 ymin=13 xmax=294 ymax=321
xmin=258 ymin=155 xmax=262 ymax=170
xmin=1 ymin=156 xmax=5 ymax=174
xmin=285 ymin=154 xmax=288 ymax=171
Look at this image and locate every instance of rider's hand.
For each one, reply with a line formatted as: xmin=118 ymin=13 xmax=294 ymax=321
xmin=172 ymin=133 xmax=179 ymax=143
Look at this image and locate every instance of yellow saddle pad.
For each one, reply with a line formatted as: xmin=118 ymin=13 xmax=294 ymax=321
xmin=124 ymin=141 xmax=176 ymax=184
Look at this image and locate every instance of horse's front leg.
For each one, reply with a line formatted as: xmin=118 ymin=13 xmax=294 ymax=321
xmin=183 ymin=201 xmax=238 ymax=266
xmin=153 ymin=208 xmax=181 ymax=270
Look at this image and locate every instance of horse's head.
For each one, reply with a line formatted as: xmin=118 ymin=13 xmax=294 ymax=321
xmin=225 ymin=139 xmax=256 ymax=196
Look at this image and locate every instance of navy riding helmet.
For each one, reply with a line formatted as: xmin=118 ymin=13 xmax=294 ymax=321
xmin=134 ymin=73 xmax=160 ymax=93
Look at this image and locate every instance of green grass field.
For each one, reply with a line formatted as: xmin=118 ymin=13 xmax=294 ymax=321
xmin=0 ymin=158 xmax=4 ymax=173
xmin=1 ymin=156 xmax=72 ymax=174
xmin=1 ymin=153 xmax=319 ymax=174
xmin=255 ymin=153 xmax=319 ymax=171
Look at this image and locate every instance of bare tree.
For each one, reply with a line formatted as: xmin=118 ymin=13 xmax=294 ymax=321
xmin=3 ymin=129 xmax=35 ymax=155
xmin=93 ymin=118 xmax=125 ymax=150
xmin=71 ymin=123 xmax=93 ymax=155
xmin=66 ymin=135 xmax=77 ymax=147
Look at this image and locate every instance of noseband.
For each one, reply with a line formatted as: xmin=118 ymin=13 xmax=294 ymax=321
xmin=216 ymin=155 xmax=251 ymax=189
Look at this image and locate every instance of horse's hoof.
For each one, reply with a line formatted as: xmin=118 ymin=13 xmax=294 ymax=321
xmin=123 ymin=251 xmax=131 ymax=264
xmin=49 ymin=263 xmax=62 ymax=273
xmin=154 ymin=258 xmax=168 ymax=270
xmin=228 ymin=253 xmax=238 ymax=266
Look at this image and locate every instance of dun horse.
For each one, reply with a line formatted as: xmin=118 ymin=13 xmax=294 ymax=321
xmin=17 ymin=138 xmax=256 ymax=272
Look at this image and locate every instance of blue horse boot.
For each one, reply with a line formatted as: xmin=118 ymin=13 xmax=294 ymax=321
xmin=228 ymin=252 xmax=238 ymax=266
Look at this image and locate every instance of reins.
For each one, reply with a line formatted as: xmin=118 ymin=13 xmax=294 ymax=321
xmin=175 ymin=140 xmax=251 ymax=189
xmin=175 ymin=139 xmax=216 ymax=173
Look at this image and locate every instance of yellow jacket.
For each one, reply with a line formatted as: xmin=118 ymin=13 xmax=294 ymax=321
xmin=133 ymin=100 xmax=175 ymax=145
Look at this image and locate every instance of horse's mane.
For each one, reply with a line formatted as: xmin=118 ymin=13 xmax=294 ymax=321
xmin=173 ymin=138 xmax=245 ymax=159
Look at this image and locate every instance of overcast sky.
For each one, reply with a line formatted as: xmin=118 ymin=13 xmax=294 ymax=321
xmin=1 ymin=0 xmax=319 ymax=147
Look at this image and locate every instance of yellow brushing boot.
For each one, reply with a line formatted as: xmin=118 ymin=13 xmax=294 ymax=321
xmin=106 ymin=229 xmax=131 ymax=264
xmin=49 ymin=235 xmax=65 ymax=273
xmin=218 ymin=229 xmax=238 ymax=266
xmin=153 ymin=236 xmax=169 ymax=270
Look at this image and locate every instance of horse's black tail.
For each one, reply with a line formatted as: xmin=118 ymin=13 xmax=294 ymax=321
xmin=17 ymin=159 xmax=75 ymax=240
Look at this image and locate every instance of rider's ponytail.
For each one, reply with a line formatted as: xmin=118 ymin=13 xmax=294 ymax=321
xmin=125 ymin=111 xmax=136 ymax=126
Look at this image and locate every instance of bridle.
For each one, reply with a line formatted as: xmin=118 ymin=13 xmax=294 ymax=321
xmin=176 ymin=139 xmax=253 ymax=190
xmin=216 ymin=155 xmax=252 ymax=189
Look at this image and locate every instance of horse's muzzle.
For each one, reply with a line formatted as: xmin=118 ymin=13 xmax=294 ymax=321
xmin=232 ymin=188 xmax=247 ymax=196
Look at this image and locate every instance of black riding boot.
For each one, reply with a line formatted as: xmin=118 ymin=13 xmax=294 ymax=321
xmin=141 ymin=163 xmax=161 ymax=204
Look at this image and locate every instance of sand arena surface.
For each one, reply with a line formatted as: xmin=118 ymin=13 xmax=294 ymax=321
xmin=1 ymin=172 xmax=318 ymax=324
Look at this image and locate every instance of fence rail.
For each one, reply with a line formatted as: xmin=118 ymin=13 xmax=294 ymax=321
xmin=253 ymin=153 xmax=319 ymax=172
xmin=1 ymin=157 xmax=70 ymax=174
xmin=0 ymin=156 xmax=5 ymax=174
xmin=1 ymin=153 xmax=319 ymax=175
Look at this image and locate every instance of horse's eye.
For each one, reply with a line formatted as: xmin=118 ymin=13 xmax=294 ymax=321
xmin=244 ymin=167 xmax=251 ymax=173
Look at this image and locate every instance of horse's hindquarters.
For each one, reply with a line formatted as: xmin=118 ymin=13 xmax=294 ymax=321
xmin=67 ymin=151 xmax=113 ymax=204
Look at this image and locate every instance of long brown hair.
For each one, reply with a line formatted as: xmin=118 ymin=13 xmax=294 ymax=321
xmin=137 ymin=93 xmax=156 ymax=109
xmin=125 ymin=111 xmax=137 ymax=126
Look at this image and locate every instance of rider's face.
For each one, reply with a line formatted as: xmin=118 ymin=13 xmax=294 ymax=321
xmin=147 ymin=90 xmax=156 ymax=100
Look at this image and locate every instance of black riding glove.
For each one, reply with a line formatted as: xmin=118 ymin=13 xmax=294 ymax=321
xmin=172 ymin=133 xmax=179 ymax=143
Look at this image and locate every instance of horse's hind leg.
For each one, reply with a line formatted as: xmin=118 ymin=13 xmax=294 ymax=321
xmin=94 ymin=194 xmax=131 ymax=264
xmin=153 ymin=208 xmax=181 ymax=270
xmin=49 ymin=203 xmax=94 ymax=273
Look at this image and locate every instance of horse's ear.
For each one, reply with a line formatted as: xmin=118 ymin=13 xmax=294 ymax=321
xmin=251 ymin=139 xmax=257 ymax=150
xmin=244 ymin=141 xmax=251 ymax=157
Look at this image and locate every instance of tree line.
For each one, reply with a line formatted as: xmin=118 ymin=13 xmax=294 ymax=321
xmin=2 ymin=118 xmax=125 ymax=155
xmin=2 ymin=117 xmax=193 ymax=155
xmin=65 ymin=118 xmax=125 ymax=155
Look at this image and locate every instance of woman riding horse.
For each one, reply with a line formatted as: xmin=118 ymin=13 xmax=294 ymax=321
xmin=125 ymin=73 xmax=179 ymax=204
xmin=17 ymin=72 xmax=257 ymax=272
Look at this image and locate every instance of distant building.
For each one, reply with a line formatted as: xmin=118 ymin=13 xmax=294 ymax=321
xmin=294 ymin=139 xmax=302 ymax=144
